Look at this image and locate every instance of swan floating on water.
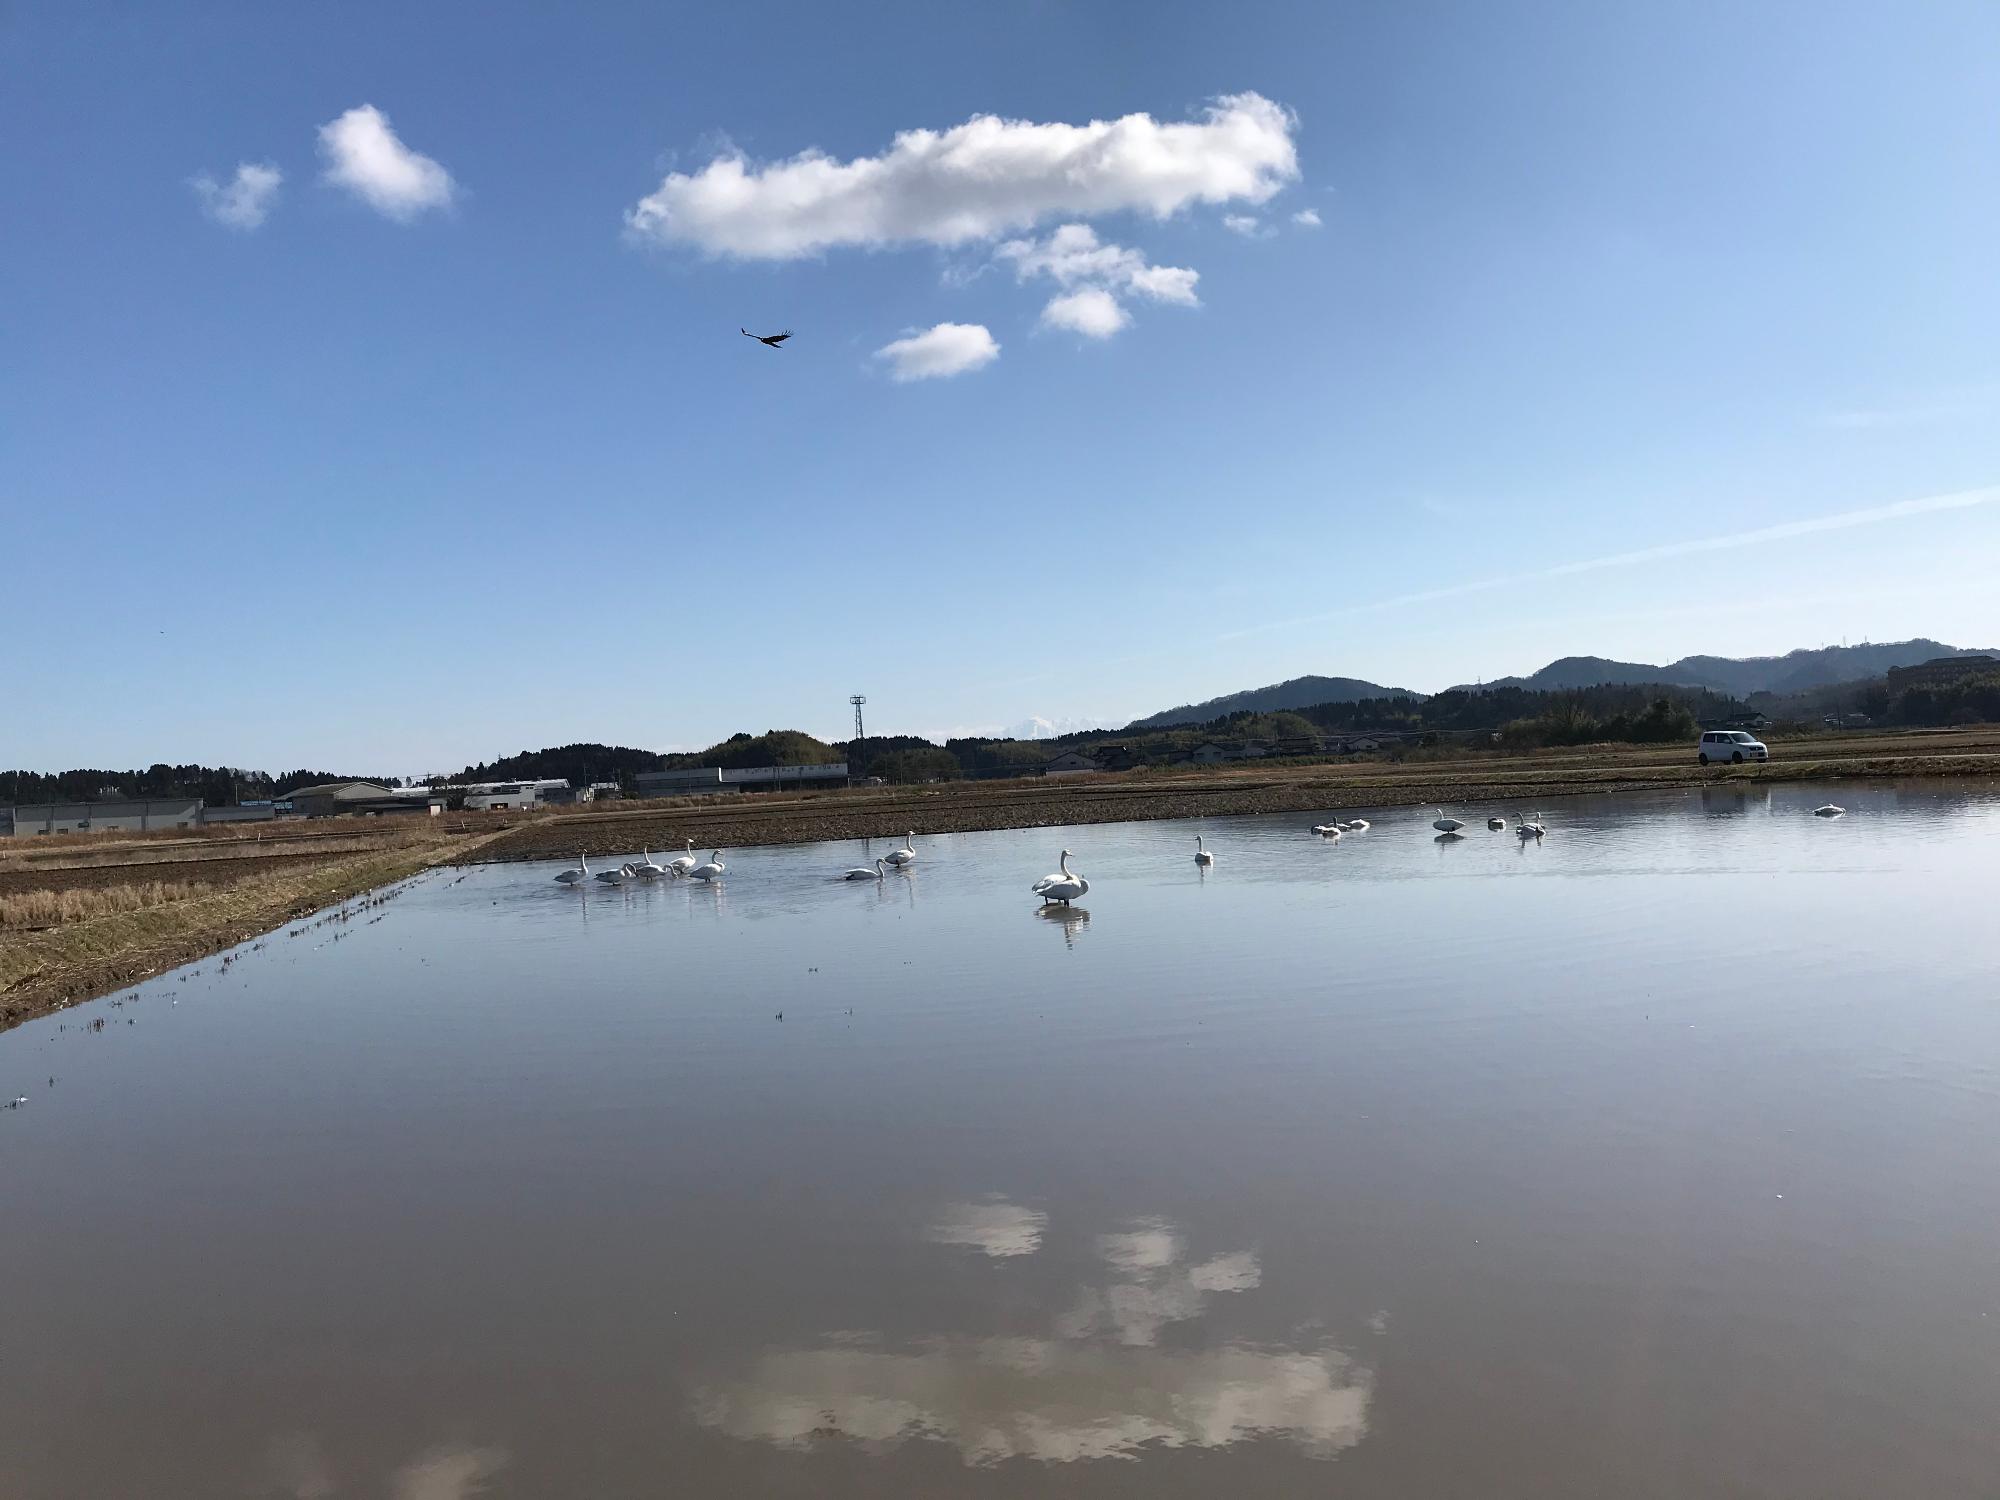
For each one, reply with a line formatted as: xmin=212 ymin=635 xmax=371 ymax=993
xmin=1311 ymin=823 xmax=1341 ymax=837
xmin=1488 ymin=817 xmax=1506 ymax=830
xmin=1194 ymin=836 xmax=1215 ymax=867
xmin=1033 ymin=850 xmax=1088 ymax=906
xmin=632 ymin=848 xmax=667 ymax=879
xmin=1813 ymin=804 xmax=1845 ymax=817
xmin=885 ymin=832 xmax=917 ymax=865
xmin=554 ymin=854 xmax=588 ymax=885
xmin=1516 ymin=816 xmax=1546 ymax=838
xmin=843 ymin=858 xmax=887 ymax=881
xmin=595 ymin=861 xmax=629 ymax=885
xmin=1432 ymin=808 xmax=1465 ymax=833
xmin=1345 ymin=818 xmax=1369 ymax=831
xmin=666 ymin=839 xmax=697 ymax=877
xmin=690 ymin=851 xmax=726 ymax=881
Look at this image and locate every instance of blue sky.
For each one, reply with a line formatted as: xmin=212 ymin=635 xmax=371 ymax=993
xmin=5 ymin=1 xmax=1997 ymax=775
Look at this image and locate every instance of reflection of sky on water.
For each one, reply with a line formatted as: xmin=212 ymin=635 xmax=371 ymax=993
xmin=696 ymin=1202 xmax=1371 ymax=1466
xmin=928 ymin=1197 xmax=1048 ymax=1257
xmin=260 ymin=1435 xmax=509 ymax=1500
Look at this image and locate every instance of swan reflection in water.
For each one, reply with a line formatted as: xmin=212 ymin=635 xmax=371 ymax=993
xmin=693 ymin=1204 xmax=1372 ymax=1466
xmin=1035 ymin=904 xmax=1090 ymax=947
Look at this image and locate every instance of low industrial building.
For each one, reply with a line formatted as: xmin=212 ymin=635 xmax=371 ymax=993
xmin=634 ymin=763 xmax=849 ymax=798
xmin=5 ymin=798 xmax=204 ymax=836
xmin=285 ymin=782 xmax=441 ymax=818
xmin=457 ymin=779 xmax=570 ymax=811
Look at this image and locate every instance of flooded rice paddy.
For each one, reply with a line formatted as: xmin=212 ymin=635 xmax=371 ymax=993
xmin=4 ymin=781 xmax=1999 ymax=1498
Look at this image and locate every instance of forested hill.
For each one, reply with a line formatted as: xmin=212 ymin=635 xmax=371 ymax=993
xmin=1126 ymin=675 xmax=1424 ymax=730
xmin=1459 ymin=639 xmax=1995 ymax=695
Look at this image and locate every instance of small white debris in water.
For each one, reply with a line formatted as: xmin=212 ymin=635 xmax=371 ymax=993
xmin=1775 ymin=1194 xmax=1784 ymax=1199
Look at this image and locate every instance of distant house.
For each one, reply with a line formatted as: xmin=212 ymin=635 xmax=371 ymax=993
xmin=1096 ymin=745 xmax=1144 ymax=773
xmin=1345 ymin=736 xmax=1382 ymax=753
xmin=1187 ymin=741 xmax=1230 ymax=765
xmin=1042 ymin=751 xmax=1102 ymax=776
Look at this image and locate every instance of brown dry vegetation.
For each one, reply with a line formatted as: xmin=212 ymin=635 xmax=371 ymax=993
xmin=0 ymin=823 xmax=502 ymax=1033
xmin=0 ymin=879 xmax=212 ymax=930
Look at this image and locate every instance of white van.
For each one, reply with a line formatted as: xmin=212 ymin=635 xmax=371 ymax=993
xmin=1697 ymin=730 xmax=1768 ymax=765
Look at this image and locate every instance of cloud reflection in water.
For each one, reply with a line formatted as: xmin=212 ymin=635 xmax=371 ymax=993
xmin=695 ymin=1205 xmax=1371 ymax=1466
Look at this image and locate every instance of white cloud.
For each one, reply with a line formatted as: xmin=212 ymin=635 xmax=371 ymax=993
xmin=875 ymin=322 xmax=999 ymax=381
xmin=1041 ymin=288 xmax=1128 ymax=339
xmin=999 ymin=223 xmax=1199 ymax=340
xmin=190 ymin=162 xmax=282 ymax=230
xmin=1222 ymin=214 xmax=1263 ymax=236
xmin=1292 ymin=208 xmax=1322 ymax=227
xmin=1127 ymin=262 xmax=1201 ymax=305
xmin=997 ymin=223 xmax=1199 ymax=305
xmin=627 ymin=92 xmax=1298 ymax=259
xmin=317 ymin=105 xmax=457 ymax=221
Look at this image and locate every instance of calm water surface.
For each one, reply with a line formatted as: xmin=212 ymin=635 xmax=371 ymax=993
xmin=5 ymin=782 xmax=2000 ymax=1498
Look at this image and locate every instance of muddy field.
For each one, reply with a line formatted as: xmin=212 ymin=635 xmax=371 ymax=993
xmin=480 ymin=728 xmax=2000 ymax=863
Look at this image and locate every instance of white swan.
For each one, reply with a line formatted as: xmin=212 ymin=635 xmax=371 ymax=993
xmin=1516 ymin=815 xmax=1546 ymax=838
xmin=843 ymin=858 xmax=887 ymax=881
xmin=1194 ymin=835 xmax=1214 ymax=867
xmin=885 ymin=831 xmax=917 ymax=865
xmin=1813 ymin=803 xmax=1845 ymax=817
xmin=666 ymin=839 xmax=697 ymax=876
xmin=1311 ymin=823 xmax=1341 ymax=837
xmin=1488 ymin=817 xmax=1506 ymax=830
xmin=554 ymin=854 xmax=588 ymax=885
xmin=1432 ymin=808 xmax=1464 ymax=833
xmin=1345 ymin=818 xmax=1370 ymax=831
xmin=632 ymin=847 xmax=667 ymax=879
xmin=1032 ymin=849 xmax=1088 ymax=906
xmin=690 ymin=850 xmax=726 ymax=881
xmin=595 ymin=860 xmax=629 ymax=885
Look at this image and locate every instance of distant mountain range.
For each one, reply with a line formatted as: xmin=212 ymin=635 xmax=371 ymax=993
xmin=1126 ymin=639 xmax=1994 ymax=730
xmin=1125 ymin=675 xmax=1424 ymax=730
xmin=1451 ymin=639 xmax=1996 ymax=697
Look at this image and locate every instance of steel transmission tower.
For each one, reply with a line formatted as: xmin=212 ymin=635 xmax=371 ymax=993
xmin=850 ymin=695 xmax=867 ymax=743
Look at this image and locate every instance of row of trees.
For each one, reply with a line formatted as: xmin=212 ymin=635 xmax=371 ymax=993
xmin=0 ymin=765 xmax=395 ymax=806
xmin=1755 ymin=665 xmax=2000 ymax=729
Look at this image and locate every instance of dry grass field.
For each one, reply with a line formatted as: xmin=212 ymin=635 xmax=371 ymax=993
xmin=0 ymin=821 xmax=502 ymax=1033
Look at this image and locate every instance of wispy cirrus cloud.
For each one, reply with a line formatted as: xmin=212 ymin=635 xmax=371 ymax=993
xmin=190 ymin=162 xmax=282 ymax=230
xmin=1219 ymin=484 xmax=2000 ymax=642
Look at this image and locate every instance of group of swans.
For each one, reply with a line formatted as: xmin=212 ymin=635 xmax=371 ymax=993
xmin=553 ymin=840 xmax=722 ymax=887
xmin=1311 ymin=817 xmax=1370 ymax=837
xmin=1433 ymin=807 xmax=1545 ymax=840
xmin=842 ymin=831 xmax=917 ymax=881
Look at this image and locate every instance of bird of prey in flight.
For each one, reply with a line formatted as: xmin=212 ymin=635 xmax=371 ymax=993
xmin=741 ymin=328 xmax=792 ymax=348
